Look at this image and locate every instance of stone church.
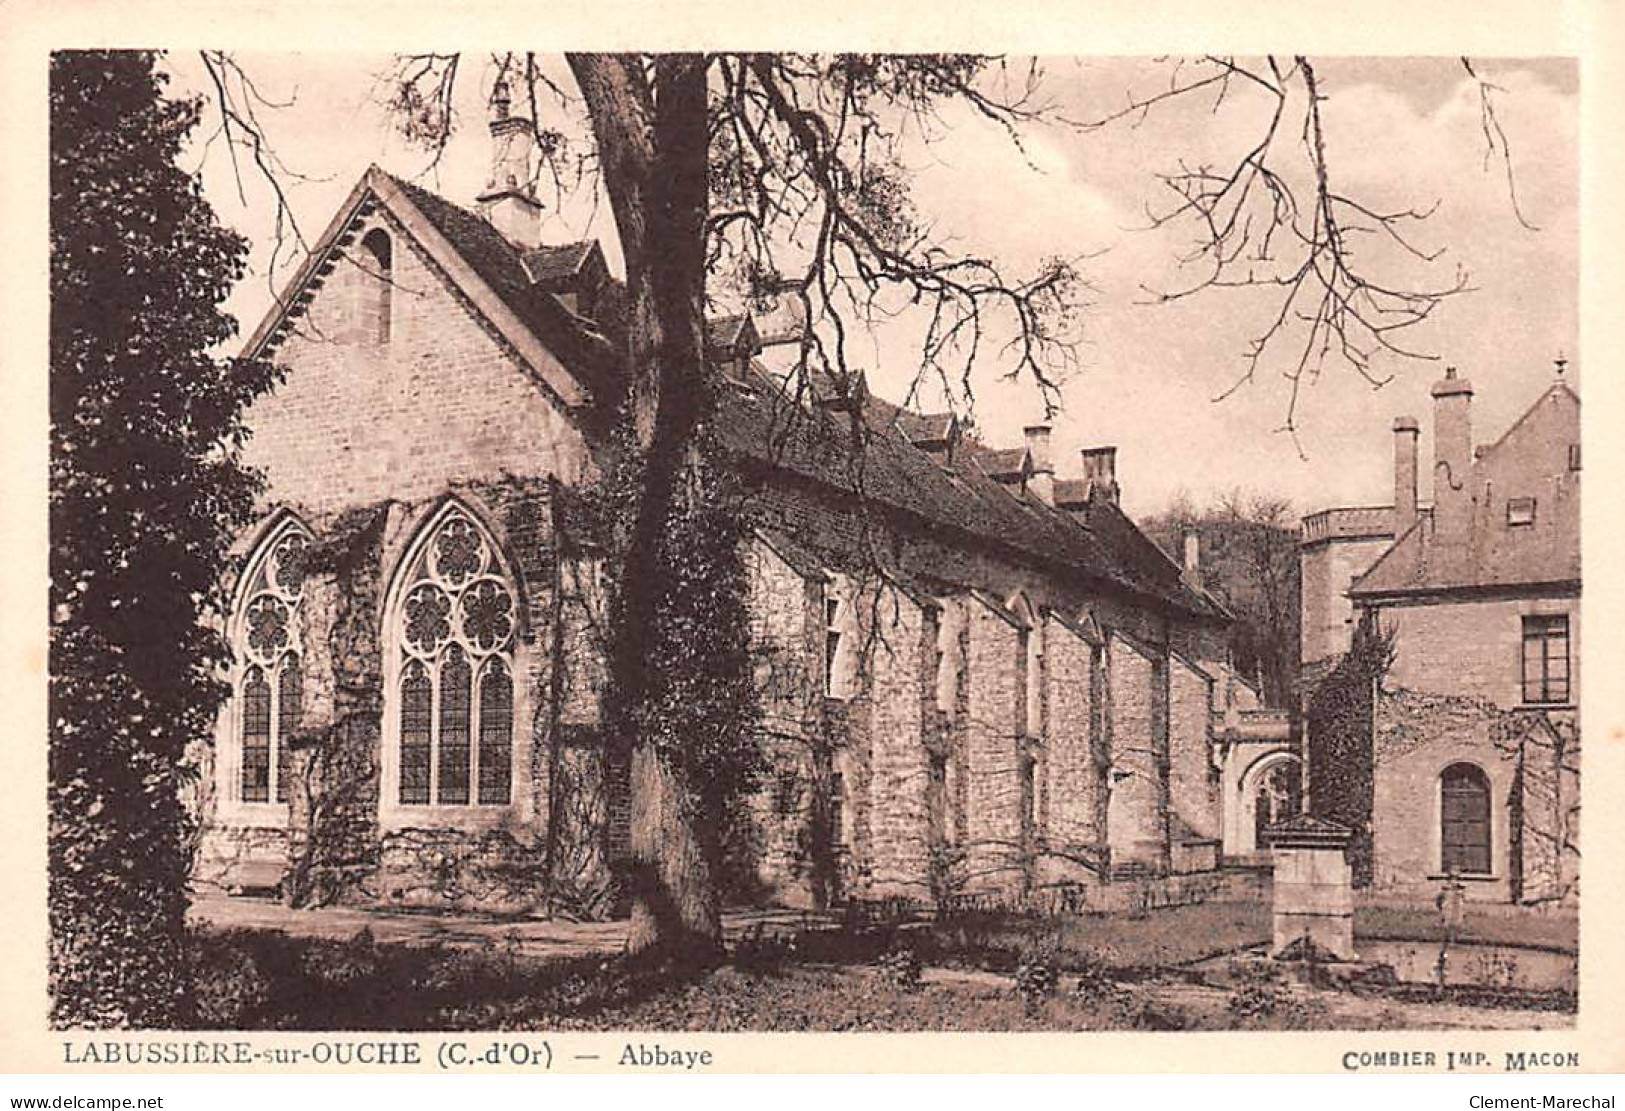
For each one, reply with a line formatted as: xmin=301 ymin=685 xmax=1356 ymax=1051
xmin=196 ymin=102 xmax=1272 ymax=916
xmin=1300 ymin=365 xmax=1580 ymax=904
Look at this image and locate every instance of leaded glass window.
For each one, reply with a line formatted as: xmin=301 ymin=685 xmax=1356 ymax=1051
xmin=234 ymin=517 xmax=311 ymax=806
xmin=391 ymin=505 xmax=518 ymax=807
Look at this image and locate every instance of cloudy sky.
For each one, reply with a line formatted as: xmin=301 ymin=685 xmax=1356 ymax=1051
xmin=164 ymin=54 xmax=1578 ymax=520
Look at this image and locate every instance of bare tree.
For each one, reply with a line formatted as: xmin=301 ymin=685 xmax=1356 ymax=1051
xmin=1144 ymin=488 xmax=1300 ymax=707
xmin=1069 ymin=56 xmax=1538 ymax=439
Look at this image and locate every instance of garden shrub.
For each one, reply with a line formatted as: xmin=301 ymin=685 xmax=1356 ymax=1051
xmin=1013 ymin=950 xmax=1059 ymax=1014
xmin=1131 ymin=996 xmax=1191 ymax=1030
xmin=189 ymin=940 xmax=272 ymax=1028
xmin=731 ymin=923 xmax=793 ymax=973
xmin=1227 ymin=981 xmax=1287 ymax=1022
xmin=1070 ymin=953 xmax=1122 ymax=1003
xmin=302 ymin=927 xmax=383 ymax=987
xmin=875 ymin=944 xmax=924 ymax=992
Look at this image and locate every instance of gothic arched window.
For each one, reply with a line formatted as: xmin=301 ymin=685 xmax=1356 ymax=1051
xmin=390 ymin=505 xmax=517 ymax=808
xmin=233 ymin=516 xmax=311 ymax=806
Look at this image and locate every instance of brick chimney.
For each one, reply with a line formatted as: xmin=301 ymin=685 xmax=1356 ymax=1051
xmin=1182 ymin=530 xmax=1202 ymax=591
xmin=477 ymin=78 xmax=544 ymax=248
xmin=1393 ymin=415 xmax=1419 ymax=533
xmin=1024 ymin=424 xmax=1054 ymax=505
xmin=1081 ymin=446 xmax=1119 ymax=506
xmin=1431 ymin=367 xmax=1474 ymax=541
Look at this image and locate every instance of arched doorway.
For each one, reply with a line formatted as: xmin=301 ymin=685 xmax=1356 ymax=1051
xmin=1237 ymin=751 xmax=1303 ymax=856
xmin=1253 ymin=758 xmax=1303 ymax=848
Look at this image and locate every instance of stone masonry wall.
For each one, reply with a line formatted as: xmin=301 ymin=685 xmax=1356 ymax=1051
xmin=242 ymin=209 xmax=591 ymax=520
xmin=1512 ymin=712 xmax=1580 ymax=904
xmin=860 ymin=587 xmax=932 ymax=899
xmin=1369 ymin=591 xmax=1580 ymax=904
xmin=1037 ymin=616 xmax=1102 ymax=883
xmin=1372 ymin=687 xmax=1513 ymax=902
xmin=1301 ymin=535 xmax=1393 ymax=665
xmin=1380 ymin=594 xmax=1580 ymax=709
xmin=960 ymin=599 xmax=1024 ymax=894
xmin=1169 ymin=655 xmax=1218 ymax=841
xmin=1106 ymin=634 xmax=1163 ymax=869
xmin=284 ymin=509 xmax=387 ymax=906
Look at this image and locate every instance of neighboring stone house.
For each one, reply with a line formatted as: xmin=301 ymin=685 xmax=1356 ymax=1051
xmin=196 ymin=104 xmax=1261 ymax=916
xmin=1300 ymin=365 xmax=1580 ymax=904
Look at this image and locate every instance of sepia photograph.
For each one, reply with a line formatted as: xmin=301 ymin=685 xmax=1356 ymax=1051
xmin=5 ymin=8 xmax=1617 ymax=1079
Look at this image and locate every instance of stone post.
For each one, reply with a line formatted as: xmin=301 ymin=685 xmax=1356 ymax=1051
xmin=1264 ymin=814 xmax=1356 ymax=962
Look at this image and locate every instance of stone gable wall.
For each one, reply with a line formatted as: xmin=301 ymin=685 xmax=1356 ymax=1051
xmin=242 ymin=210 xmax=591 ymax=519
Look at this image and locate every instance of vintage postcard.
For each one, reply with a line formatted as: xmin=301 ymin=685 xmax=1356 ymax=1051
xmin=2 ymin=0 xmax=1622 ymax=1080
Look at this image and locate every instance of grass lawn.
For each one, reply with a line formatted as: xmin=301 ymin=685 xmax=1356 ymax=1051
xmin=182 ymin=894 xmax=1574 ymax=1032
xmin=1354 ymin=904 xmax=1577 ymax=952
xmin=925 ymin=900 xmax=1272 ymax=973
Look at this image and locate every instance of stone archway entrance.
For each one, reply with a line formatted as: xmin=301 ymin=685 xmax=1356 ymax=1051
xmin=1236 ymin=751 xmax=1303 ymax=857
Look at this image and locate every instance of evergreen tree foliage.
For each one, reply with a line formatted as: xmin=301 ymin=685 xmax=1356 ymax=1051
xmin=1303 ymin=614 xmax=1395 ymax=886
xmin=49 ymin=50 xmax=278 ymax=1027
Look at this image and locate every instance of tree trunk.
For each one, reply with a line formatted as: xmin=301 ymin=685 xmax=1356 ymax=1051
xmin=568 ymin=53 xmax=722 ymax=963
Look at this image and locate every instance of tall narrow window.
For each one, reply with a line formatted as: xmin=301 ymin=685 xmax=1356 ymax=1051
xmin=478 ymin=662 xmax=513 ymax=805
xmin=1009 ymin=594 xmax=1041 ymax=737
xmin=360 ymin=228 xmax=392 ymax=344
xmin=241 ymin=667 xmax=272 ymax=803
xmin=1022 ymin=627 xmax=1043 ymax=737
xmin=276 ymin=657 xmax=302 ymax=804
xmin=391 ymin=505 xmax=518 ymax=808
xmin=824 ymin=595 xmax=842 ymax=697
xmin=400 ymin=661 xmax=432 ymax=805
xmin=437 ymin=645 xmax=472 ymax=804
xmin=1018 ymin=752 xmax=1037 ymax=843
xmin=233 ymin=517 xmax=311 ymax=807
xmin=926 ymin=752 xmax=948 ymax=849
xmin=1522 ymin=615 xmax=1571 ymax=704
xmin=1440 ymin=763 xmax=1491 ymax=875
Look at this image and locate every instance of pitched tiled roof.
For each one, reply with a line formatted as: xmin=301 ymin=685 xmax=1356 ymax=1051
xmin=282 ymin=170 xmax=1223 ymax=623
xmin=520 ymin=241 xmax=596 ymax=286
xmin=1351 ymin=382 xmax=1580 ymax=598
xmin=755 ymin=526 xmax=830 ymax=583
xmin=710 ymin=367 xmax=1223 ymax=620
xmin=705 ymin=313 xmax=757 ymax=353
xmin=972 ymin=447 xmax=1028 ymax=482
xmin=1053 ymin=478 xmax=1092 ymax=508
xmin=893 ymin=410 xmax=955 ymax=447
xmin=380 ymin=172 xmax=619 ymax=392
